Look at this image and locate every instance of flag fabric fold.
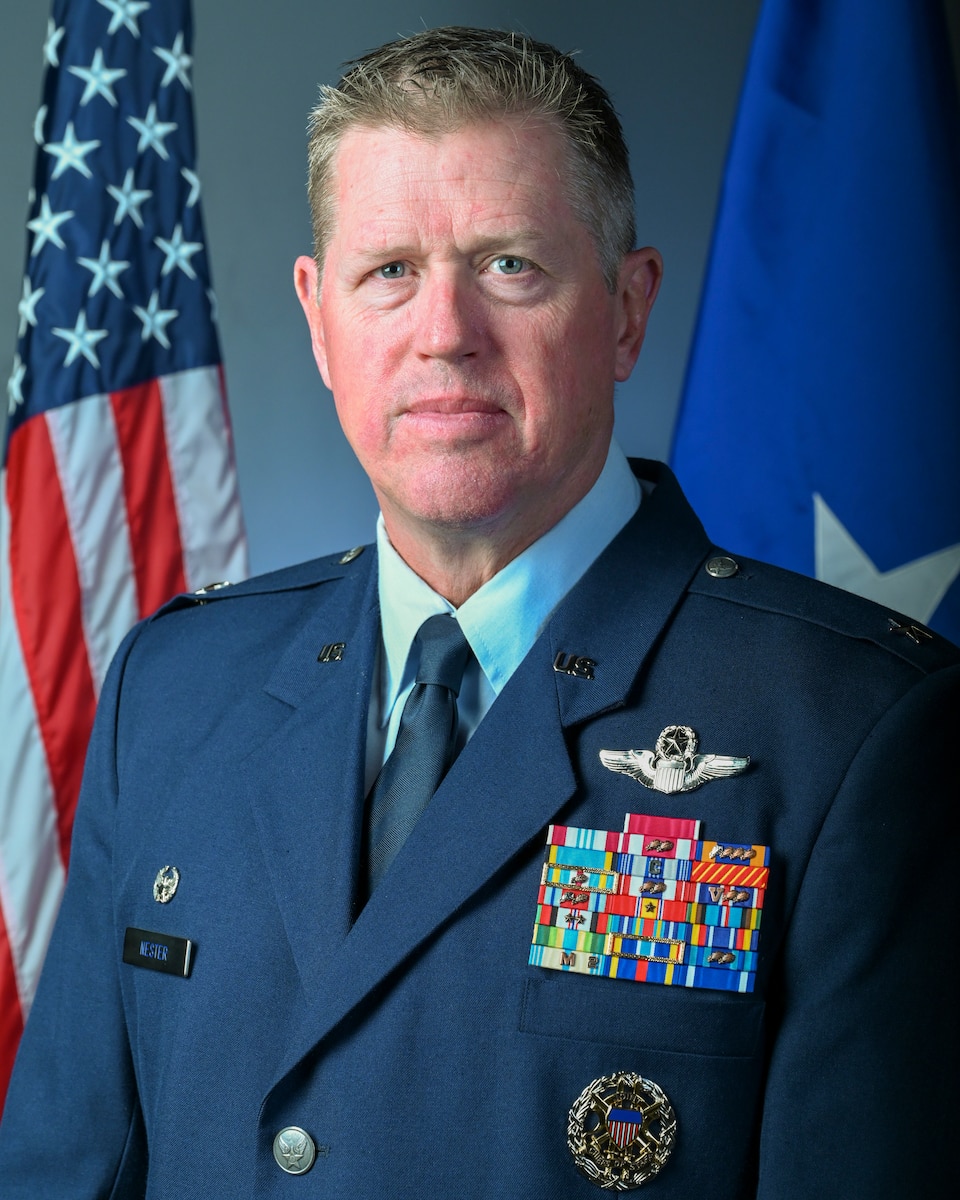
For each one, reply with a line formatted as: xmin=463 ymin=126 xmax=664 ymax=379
xmin=670 ymin=0 xmax=960 ymax=644
xmin=1 ymin=0 xmax=247 ymax=1104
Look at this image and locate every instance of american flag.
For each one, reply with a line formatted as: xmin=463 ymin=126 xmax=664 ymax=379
xmin=607 ymin=1107 xmax=644 ymax=1150
xmin=0 ymin=0 xmax=247 ymax=1103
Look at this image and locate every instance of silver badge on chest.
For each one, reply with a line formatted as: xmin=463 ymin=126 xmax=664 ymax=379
xmin=152 ymin=865 xmax=180 ymax=903
xmin=600 ymin=725 xmax=749 ymax=794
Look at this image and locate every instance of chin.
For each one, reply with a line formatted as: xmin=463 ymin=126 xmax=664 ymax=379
xmin=387 ymin=459 xmax=525 ymax=532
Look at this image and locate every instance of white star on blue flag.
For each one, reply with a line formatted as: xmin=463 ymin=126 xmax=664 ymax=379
xmin=34 ymin=106 xmax=48 ymax=146
xmin=155 ymin=224 xmax=203 ymax=279
xmin=77 ymin=240 xmax=130 ymax=299
xmin=27 ymin=195 xmax=74 ymax=254
xmin=43 ymin=122 xmax=101 ymax=180
xmin=133 ymin=290 xmax=179 ymax=349
xmin=18 ymin=279 xmax=46 ymax=337
xmin=6 ymin=355 xmax=26 ymax=415
xmin=107 ymin=168 xmax=152 ymax=227
xmin=44 ymin=19 xmax=65 ymax=67
xmin=68 ymin=47 xmax=128 ymax=107
xmin=98 ymin=0 xmax=151 ymax=39
xmin=155 ymin=31 xmax=192 ymax=90
xmin=181 ymin=167 xmax=201 ymax=206
xmin=51 ymin=311 xmax=110 ymax=369
xmin=127 ymin=102 xmax=177 ymax=159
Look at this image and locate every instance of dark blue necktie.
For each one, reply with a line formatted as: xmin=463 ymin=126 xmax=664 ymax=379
xmin=364 ymin=613 xmax=471 ymax=897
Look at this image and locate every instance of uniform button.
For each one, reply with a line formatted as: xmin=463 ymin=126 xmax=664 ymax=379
xmin=705 ymin=555 xmax=739 ymax=578
xmin=273 ymin=1127 xmax=316 ymax=1175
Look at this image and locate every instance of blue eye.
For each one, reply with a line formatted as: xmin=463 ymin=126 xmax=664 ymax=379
xmin=376 ymin=262 xmax=406 ymax=278
xmin=490 ymin=256 xmax=526 ymax=275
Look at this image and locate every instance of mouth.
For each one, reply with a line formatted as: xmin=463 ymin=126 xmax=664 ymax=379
xmin=397 ymin=395 xmax=510 ymax=441
xmin=402 ymin=395 xmax=506 ymax=416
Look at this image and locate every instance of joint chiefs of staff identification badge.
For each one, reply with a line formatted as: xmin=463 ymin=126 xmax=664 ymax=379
xmin=153 ymin=865 xmax=180 ymax=904
xmin=600 ymin=725 xmax=749 ymax=795
xmin=568 ymin=1072 xmax=677 ymax=1190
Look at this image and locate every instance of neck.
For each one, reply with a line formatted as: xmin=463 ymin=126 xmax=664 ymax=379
xmin=380 ymin=476 xmax=608 ymax=607
xmin=380 ymin=517 xmax=542 ymax=608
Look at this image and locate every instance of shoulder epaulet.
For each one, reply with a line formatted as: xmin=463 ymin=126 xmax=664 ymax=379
xmin=147 ymin=543 xmax=373 ymax=622
xmin=688 ymin=550 xmax=960 ymax=672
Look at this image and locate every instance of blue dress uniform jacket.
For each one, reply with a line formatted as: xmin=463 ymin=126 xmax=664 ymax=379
xmin=1 ymin=460 xmax=957 ymax=1197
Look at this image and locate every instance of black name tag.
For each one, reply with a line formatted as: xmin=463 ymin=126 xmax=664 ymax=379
xmin=123 ymin=927 xmax=194 ymax=977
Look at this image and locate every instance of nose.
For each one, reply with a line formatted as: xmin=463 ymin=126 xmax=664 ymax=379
xmin=412 ymin=270 xmax=483 ymax=361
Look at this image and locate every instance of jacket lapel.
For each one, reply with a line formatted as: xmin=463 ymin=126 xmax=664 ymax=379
xmin=237 ymin=552 xmax=379 ymax=979
xmin=549 ymin=459 xmax=712 ymax=727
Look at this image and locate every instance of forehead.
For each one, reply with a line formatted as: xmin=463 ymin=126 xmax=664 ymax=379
xmin=325 ymin=118 xmax=581 ymax=250
xmin=333 ymin=114 xmax=571 ymax=175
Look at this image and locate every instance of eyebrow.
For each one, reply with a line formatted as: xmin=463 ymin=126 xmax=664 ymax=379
xmin=349 ymin=229 xmax=555 ymax=265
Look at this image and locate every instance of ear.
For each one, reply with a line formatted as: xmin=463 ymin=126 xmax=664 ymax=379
xmin=293 ymin=254 xmax=332 ymax=389
xmin=613 ymin=247 xmax=663 ymax=383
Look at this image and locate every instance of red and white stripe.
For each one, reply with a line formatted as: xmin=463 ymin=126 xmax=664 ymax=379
xmin=0 ymin=364 xmax=246 ymax=1099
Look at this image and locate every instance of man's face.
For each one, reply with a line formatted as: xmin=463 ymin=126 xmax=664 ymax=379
xmin=295 ymin=119 xmax=660 ymax=557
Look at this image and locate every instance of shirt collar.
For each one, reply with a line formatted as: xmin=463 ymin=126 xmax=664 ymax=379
xmin=376 ymin=439 xmax=640 ymax=725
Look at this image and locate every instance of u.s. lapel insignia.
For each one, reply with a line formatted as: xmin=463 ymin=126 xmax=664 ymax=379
xmin=530 ymin=812 xmax=770 ymax=994
xmin=554 ymin=651 xmax=596 ymax=680
xmin=599 ymin=724 xmax=749 ymax=794
xmin=153 ymin=865 xmax=180 ymax=903
xmin=317 ymin=642 xmax=346 ymax=663
xmin=568 ymin=1071 xmax=677 ymax=1190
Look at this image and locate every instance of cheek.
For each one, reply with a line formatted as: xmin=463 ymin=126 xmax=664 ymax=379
xmin=328 ymin=361 xmax=382 ymax=461
xmin=534 ymin=320 xmax=611 ymax=405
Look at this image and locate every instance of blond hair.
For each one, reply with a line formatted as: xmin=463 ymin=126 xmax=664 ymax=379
xmin=306 ymin=26 xmax=636 ymax=290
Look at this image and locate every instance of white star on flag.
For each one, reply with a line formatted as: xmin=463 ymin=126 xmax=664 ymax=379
xmin=51 ymin=310 xmax=109 ymax=368
xmin=98 ymin=0 xmax=151 ymax=38
xmin=43 ymin=122 xmax=101 ymax=180
xmin=814 ymin=493 xmax=960 ymax=625
xmin=128 ymin=102 xmax=177 ymax=159
xmin=6 ymin=355 xmax=26 ymax=415
xmin=132 ymin=290 xmax=178 ymax=348
xmin=181 ymin=167 xmax=201 ymax=206
xmin=26 ymin=195 xmax=74 ymax=254
xmin=155 ymin=31 xmax=192 ymax=89
xmin=155 ymin=224 xmax=203 ymax=278
xmin=33 ymin=106 xmax=48 ymax=146
xmin=44 ymin=19 xmax=65 ymax=67
xmin=107 ymin=168 xmax=152 ymax=227
xmin=18 ymin=279 xmax=45 ymax=337
xmin=77 ymin=240 xmax=130 ymax=298
xmin=68 ymin=47 xmax=128 ymax=107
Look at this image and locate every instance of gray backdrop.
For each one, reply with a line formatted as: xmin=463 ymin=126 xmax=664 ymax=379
xmin=2 ymin=2 xmax=954 ymax=576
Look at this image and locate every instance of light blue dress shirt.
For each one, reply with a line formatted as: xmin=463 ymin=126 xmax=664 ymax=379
xmin=365 ymin=441 xmax=640 ymax=792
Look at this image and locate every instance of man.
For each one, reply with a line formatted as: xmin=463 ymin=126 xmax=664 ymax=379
xmin=1 ymin=26 xmax=955 ymax=1197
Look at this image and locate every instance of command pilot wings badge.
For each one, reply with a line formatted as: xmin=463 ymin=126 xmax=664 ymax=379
xmin=600 ymin=725 xmax=749 ymax=794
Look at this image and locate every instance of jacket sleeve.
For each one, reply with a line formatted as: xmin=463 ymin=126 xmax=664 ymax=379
xmin=756 ymin=662 xmax=959 ymax=1197
xmin=0 ymin=624 xmax=148 ymax=1198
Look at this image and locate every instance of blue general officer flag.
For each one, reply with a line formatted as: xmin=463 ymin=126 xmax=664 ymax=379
xmin=670 ymin=0 xmax=960 ymax=645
